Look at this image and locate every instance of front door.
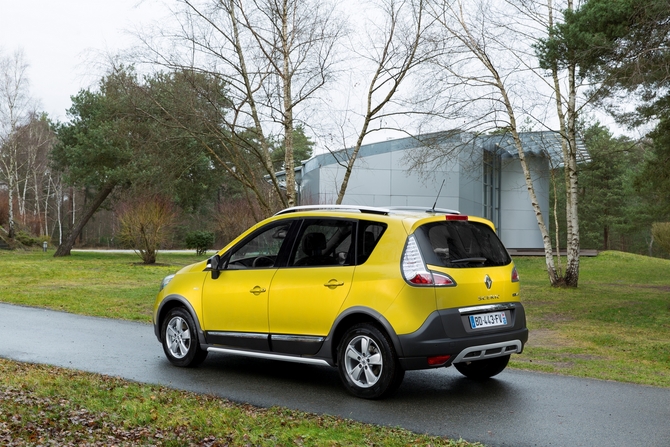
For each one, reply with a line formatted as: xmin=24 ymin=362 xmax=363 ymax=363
xmin=201 ymin=220 xmax=293 ymax=350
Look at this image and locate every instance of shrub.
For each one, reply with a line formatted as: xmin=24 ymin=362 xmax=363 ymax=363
xmin=117 ymin=197 xmax=176 ymax=264
xmin=185 ymin=231 xmax=215 ymax=256
xmin=652 ymin=222 xmax=670 ymax=255
xmin=15 ymin=231 xmax=40 ymax=247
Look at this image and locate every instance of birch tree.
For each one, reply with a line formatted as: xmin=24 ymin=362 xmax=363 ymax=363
xmin=12 ymin=113 xmax=55 ymax=236
xmin=326 ymin=0 xmax=438 ymax=204
xmin=424 ymin=0 xmax=592 ymax=286
xmin=536 ymin=0 xmax=581 ymax=286
xmin=0 ymin=49 xmax=32 ymax=239
xmin=138 ymin=0 xmax=343 ymax=213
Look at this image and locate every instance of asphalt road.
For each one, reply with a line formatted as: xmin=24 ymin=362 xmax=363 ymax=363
xmin=1 ymin=302 xmax=669 ymax=447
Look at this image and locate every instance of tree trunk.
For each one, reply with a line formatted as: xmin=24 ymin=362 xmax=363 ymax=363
xmin=336 ymin=122 xmax=369 ymax=205
xmin=54 ymin=183 xmax=116 ymax=257
xmin=7 ymin=181 xmax=15 ymax=239
xmin=226 ymin=0 xmax=287 ymax=211
xmin=43 ymin=173 xmax=50 ymax=237
xmin=563 ymin=52 xmax=580 ymax=287
xmin=546 ymin=0 xmax=580 ymax=288
xmin=551 ymin=168 xmax=563 ymax=276
xmin=281 ymin=1 xmax=296 ymax=208
xmin=509 ymin=127 xmax=560 ymax=286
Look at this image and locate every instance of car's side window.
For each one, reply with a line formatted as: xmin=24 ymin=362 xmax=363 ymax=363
xmin=228 ymin=222 xmax=292 ymax=269
xmin=356 ymin=221 xmax=387 ymax=264
xmin=291 ymin=219 xmax=355 ymax=267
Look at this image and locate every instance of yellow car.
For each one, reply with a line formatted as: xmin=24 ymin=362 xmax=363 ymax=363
xmin=153 ymin=205 xmax=527 ymax=399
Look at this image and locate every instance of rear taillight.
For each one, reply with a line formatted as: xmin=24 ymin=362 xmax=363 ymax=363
xmin=409 ymin=273 xmax=434 ymax=285
xmin=511 ymin=266 xmax=519 ymax=282
xmin=432 ymin=272 xmax=456 ymax=286
xmin=402 ymin=235 xmax=456 ymax=287
xmin=402 ymin=235 xmax=428 ymax=284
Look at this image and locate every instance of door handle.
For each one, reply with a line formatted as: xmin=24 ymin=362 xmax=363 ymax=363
xmin=249 ymin=286 xmax=267 ymax=295
xmin=324 ymin=279 xmax=345 ymax=289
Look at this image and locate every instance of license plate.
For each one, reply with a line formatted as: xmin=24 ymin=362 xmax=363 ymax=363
xmin=469 ymin=312 xmax=508 ymax=329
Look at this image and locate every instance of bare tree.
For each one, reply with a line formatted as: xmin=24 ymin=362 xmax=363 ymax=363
xmin=423 ymin=0 xmax=591 ymax=286
xmin=49 ymin=170 xmax=65 ymax=245
xmin=136 ymin=0 xmax=344 ymax=213
xmin=543 ymin=0 xmax=580 ymax=286
xmin=12 ymin=114 xmax=56 ymax=236
xmin=317 ymin=0 xmax=440 ymax=204
xmin=118 ymin=195 xmax=176 ymax=264
xmin=0 ymin=49 xmax=33 ymax=239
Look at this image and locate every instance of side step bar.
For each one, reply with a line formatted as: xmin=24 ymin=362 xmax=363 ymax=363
xmin=207 ymin=347 xmax=331 ymax=366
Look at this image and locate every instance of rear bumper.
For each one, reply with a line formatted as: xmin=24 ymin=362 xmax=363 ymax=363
xmin=397 ymin=303 xmax=528 ymax=370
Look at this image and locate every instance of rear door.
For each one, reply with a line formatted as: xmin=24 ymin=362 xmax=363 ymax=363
xmin=268 ymin=218 xmax=356 ymax=354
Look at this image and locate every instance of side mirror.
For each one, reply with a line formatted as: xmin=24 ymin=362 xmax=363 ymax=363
xmin=206 ymin=254 xmax=222 ymax=280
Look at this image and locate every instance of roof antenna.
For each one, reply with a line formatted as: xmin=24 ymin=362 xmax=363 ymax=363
xmin=431 ymin=179 xmax=446 ymax=213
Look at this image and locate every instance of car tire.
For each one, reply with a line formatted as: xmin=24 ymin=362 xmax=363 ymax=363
xmin=454 ymin=355 xmax=510 ymax=380
xmin=161 ymin=307 xmax=208 ymax=367
xmin=337 ymin=323 xmax=405 ymax=399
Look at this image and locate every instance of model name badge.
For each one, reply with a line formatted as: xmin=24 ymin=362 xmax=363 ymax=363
xmin=478 ymin=295 xmax=500 ymax=301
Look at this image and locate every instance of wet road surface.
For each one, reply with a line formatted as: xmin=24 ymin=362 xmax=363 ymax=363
xmin=1 ymin=303 xmax=669 ymax=447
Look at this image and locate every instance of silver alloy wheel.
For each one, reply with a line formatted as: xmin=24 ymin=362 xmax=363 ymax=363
xmin=344 ymin=335 xmax=383 ymax=388
xmin=165 ymin=316 xmax=191 ymax=359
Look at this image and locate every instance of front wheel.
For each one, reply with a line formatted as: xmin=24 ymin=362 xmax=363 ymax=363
xmin=337 ymin=323 xmax=404 ymax=399
xmin=454 ymin=355 xmax=510 ymax=380
xmin=161 ymin=307 xmax=208 ymax=367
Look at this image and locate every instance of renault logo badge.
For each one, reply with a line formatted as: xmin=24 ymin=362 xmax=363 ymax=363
xmin=485 ymin=275 xmax=493 ymax=289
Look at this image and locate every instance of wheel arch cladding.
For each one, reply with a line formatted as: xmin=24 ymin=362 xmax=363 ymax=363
xmin=329 ymin=308 xmax=404 ymax=363
xmin=156 ymin=295 xmax=206 ymax=345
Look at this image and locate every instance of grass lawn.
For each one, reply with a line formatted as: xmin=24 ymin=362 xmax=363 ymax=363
xmin=1 ymin=249 xmax=668 ymax=386
xmin=0 ymin=359 xmax=476 ymax=447
xmin=0 ymin=250 xmax=201 ymax=321
xmin=0 ymin=250 xmax=483 ymax=446
xmin=0 ymin=249 xmax=668 ymax=446
xmin=511 ymin=251 xmax=670 ymax=387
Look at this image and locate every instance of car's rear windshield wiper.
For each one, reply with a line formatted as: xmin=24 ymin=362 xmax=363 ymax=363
xmin=450 ymin=257 xmax=487 ymax=264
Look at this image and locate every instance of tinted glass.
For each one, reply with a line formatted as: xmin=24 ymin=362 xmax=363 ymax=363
xmin=357 ymin=221 xmax=387 ymax=264
xmin=291 ymin=219 xmax=355 ymax=267
xmin=416 ymin=221 xmax=511 ymax=268
xmin=228 ymin=222 xmax=292 ymax=268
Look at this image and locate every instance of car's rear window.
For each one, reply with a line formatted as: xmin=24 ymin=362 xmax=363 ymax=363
xmin=416 ymin=221 xmax=511 ymax=268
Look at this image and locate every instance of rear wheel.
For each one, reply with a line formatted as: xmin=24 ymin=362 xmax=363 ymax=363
xmin=161 ymin=307 xmax=208 ymax=367
xmin=454 ymin=355 xmax=510 ymax=380
xmin=337 ymin=323 xmax=404 ymax=399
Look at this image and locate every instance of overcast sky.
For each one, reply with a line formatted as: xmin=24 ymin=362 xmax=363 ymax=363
xmin=0 ymin=0 xmax=633 ymax=141
xmin=0 ymin=0 xmax=160 ymax=121
xmin=0 ymin=0 xmax=411 ymax=144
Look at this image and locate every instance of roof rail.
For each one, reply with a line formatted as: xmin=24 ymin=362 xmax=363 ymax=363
xmin=274 ymin=204 xmax=461 ymax=216
xmin=386 ymin=206 xmax=460 ymax=215
xmin=274 ymin=205 xmax=390 ymax=216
